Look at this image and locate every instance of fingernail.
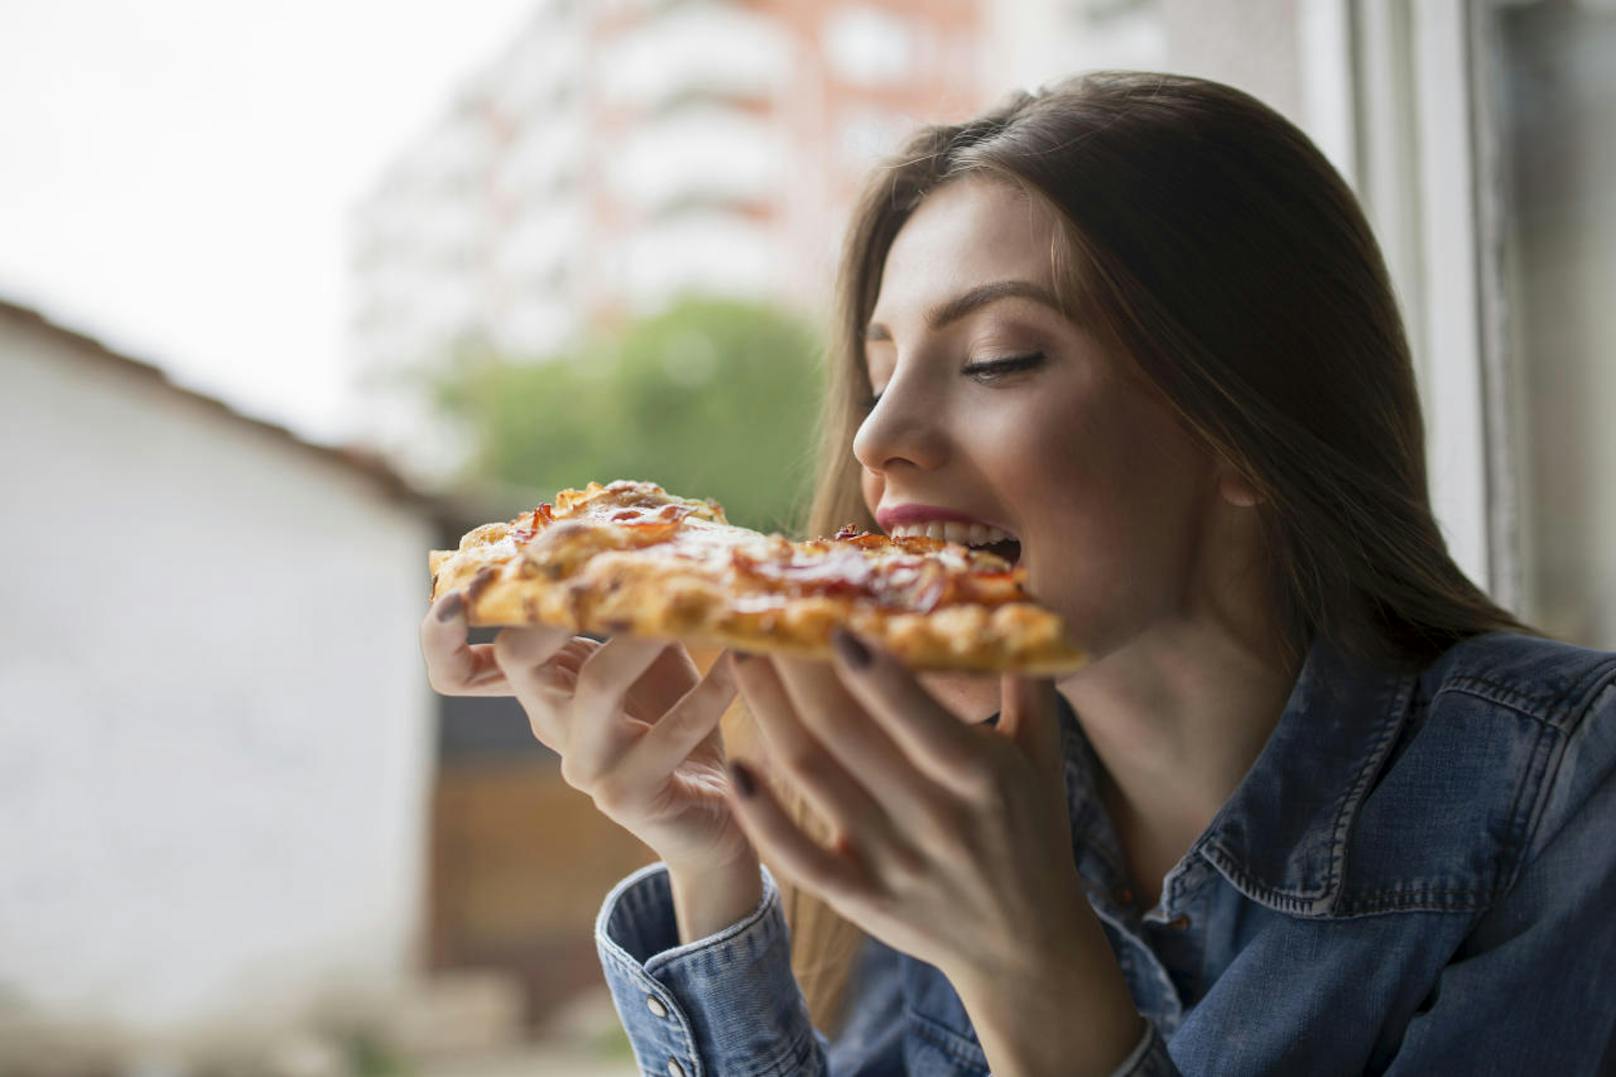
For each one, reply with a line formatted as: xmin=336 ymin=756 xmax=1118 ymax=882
xmin=729 ymin=760 xmax=756 ymax=798
xmin=732 ymin=650 xmax=755 ymax=663
xmin=436 ymin=593 xmax=464 ymax=622
xmin=831 ymin=628 xmax=871 ymax=669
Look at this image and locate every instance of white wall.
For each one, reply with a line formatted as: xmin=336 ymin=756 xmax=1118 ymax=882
xmin=0 ymin=311 xmax=439 ymax=1049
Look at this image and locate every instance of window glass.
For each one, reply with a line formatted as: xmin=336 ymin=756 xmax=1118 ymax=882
xmin=1493 ymin=4 xmax=1616 ymax=647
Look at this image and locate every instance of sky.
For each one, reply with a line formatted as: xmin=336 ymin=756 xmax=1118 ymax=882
xmin=0 ymin=0 xmax=536 ymax=442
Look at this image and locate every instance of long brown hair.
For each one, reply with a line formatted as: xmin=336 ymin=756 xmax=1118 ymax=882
xmin=769 ymin=70 xmax=1528 ymax=1034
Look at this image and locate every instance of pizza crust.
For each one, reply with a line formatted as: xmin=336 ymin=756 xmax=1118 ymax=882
xmin=430 ymin=480 xmax=1085 ymax=674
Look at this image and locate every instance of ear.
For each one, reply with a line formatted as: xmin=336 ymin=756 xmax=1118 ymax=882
xmin=1217 ymin=464 xmax=1263 ymax=508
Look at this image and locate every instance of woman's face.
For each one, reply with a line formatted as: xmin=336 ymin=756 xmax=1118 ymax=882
xmin=858 ymin=178 xmax=1223 ymax=661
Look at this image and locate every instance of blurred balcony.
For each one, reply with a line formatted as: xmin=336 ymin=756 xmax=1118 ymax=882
xmin=619 ymin=210 xmax=776 ymax=310
xmin=605 ymin=106 xmax=782 ymax=213
xmin=597 ymin=5 xmax=791 ymax=109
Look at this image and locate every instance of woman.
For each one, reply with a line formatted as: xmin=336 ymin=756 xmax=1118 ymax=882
xmin=421 ymin=73 xmax=1616 ymax=1074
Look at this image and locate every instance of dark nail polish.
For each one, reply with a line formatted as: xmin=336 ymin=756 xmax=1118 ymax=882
xmin=729 ymin=761 xmax=756 ymax=797
xmin=732 ymin=650 xmax=756 ymax=663
xmin=832 ymin=628 xmax=871 ymax=669
xmin=436 ymin=593 xmax=465 ymax=622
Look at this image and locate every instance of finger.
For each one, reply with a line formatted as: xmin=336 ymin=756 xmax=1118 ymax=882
xmin=773 ymin=654 xmax=969 ymax=834
xmin=564 ymin=636 xmax=683 ymax=784
xmin=623 ymin=642 xmax=701 ymax=721
xmin=619 ymin=652 xmax=739 ymax=784
xmin=996 ymin=675 xmax=1064 ymax=787
xmin=491 ymin=624 xmax=579 ymax=691
xmin=732 ymin=654 xmax=902 ymax=846
xmin=421 ymin=591 xmax=509 ymax=696
xmin=827 ymin=629 xmax=993 ymax=798
xmin=493 ymin=627 xmax=586 ymax=748
xmin=728 ymin=760 xmax=868 ymax=903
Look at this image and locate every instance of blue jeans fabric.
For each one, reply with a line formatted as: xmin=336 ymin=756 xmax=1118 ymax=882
xmin=595 ymin=632 xmax=1616 ymax=1074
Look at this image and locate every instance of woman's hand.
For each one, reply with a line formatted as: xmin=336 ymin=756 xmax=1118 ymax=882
xmin=727 ymin=630 xmax=1143 ymax=1073
xmin=420 ymin=590 xmax=754 ymax=877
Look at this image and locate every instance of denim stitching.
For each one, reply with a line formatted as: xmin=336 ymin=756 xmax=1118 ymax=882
xmin=1499 ymin=717 xmax=1561 ymax=890
xmin=1503 ymin=683 xmax=1610 ymax=879
xmin=1196 ymin=671 xmax=1413 ymax=917
xmin=598 ymin=946 xmax=704 ymax=1077
xmin=1323 ymin=671 xmax=1416 ymax=909
xmin=903 ymin=1005 xmax=990 ymax=1070
xmin=753 ymin=1028 xmax=823 ymax=1077
xmin=1330 ymin=890 xmax=1491 ymax=916
xmin=643 ymin=869 xmax=780 ymax=976
xmin=1197 ymin=848 xmax=1336 ymax=915
xmin=1439 ymin=655 xmax=1616 ymax=730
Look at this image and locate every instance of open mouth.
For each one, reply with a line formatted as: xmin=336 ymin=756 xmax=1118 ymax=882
xmin=888 ymin=523 xmax=1023 ymax=567
xmin=977 ymin=538 xmax=1023 ymax=566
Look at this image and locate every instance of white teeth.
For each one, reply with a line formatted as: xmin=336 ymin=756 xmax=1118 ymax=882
xmin=889 ymin=520 xmax=1017 ymax=547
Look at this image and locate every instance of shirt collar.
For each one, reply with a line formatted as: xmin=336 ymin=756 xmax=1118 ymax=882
xmin=1058 ymin=637 xmax=1417 ymax=918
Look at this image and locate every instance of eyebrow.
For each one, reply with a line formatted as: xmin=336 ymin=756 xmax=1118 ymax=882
xmin=864 ymin=279 xmax=1063 ymax=342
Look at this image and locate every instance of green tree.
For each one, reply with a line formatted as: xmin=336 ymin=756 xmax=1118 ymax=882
xmin=433 ymin=297 xmax=825 ymax=533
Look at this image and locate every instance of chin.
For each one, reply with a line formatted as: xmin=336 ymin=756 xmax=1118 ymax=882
xmin=917 ymin=670 xmax=1003 ymax=723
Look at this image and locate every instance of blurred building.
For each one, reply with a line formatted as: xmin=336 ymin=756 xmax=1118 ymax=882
xmin=0 ymin=293 xmax=667 ymax=1070
xmin=349 ymin=0 xmax=992 ymax=482
xmin=0 ymin=297 xmax=440 ymax=1065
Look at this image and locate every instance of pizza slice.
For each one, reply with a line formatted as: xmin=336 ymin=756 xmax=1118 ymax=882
xmin=429 ymin=480 xmax=1084 ymax=674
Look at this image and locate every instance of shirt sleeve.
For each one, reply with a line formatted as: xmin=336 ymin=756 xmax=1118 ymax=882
xmin=595 ymin=860 xmax=830 ymax=1076
xmin=595 ymin=859 xmax=1176 ymax=1076
xmin=1382 ymin=680 xmax=1616 ymax=1074
xmin=1111 ymin=1022 xmax=1179 ymax=1076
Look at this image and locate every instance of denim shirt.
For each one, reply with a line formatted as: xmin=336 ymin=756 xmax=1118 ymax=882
xmin=595 ymin=632 xmax=1616 ymax=1075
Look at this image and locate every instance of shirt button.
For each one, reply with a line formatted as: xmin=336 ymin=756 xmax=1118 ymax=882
xmin=645 ymin=995 xmax=668 ymax=1018
xmin=667 ymin=1060 xmax=686 ymax=1077
xmin=1168 ymin=914 xmax=1192 ymax=931
xmin=1114 ymin=887 xmax=1135 ymax=906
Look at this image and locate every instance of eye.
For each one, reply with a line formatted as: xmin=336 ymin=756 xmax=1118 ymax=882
xmin=861 ymin=351 xmax=1044 ymax=410
xmin=962 ymin=351 xmax=1045 ymax=382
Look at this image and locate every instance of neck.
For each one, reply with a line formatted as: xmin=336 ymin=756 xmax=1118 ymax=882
xmin=1058 ymin=616 xmax=1299 ymax=907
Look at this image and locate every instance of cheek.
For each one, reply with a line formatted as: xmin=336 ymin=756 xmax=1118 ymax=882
xmin=1023 ymin=375 xmax=1205 ymax=521
xmin=973 ymin=382 xmax=1098 ymax=501
xmin=1010 ymin=385 xmax=1214 ymax=625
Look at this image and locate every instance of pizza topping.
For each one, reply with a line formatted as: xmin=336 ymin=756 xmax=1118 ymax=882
xmin=731 ymin=544 xmax=876 ymax=599
xmin=608 ymin=502 xmax=695 ymax=526
xmin=512 ymin=503 xmax=555 ymax=543
xmin=430 ymin=481 xmax=1081 ymax=673
xmin=723 ymin=536 xmax=1028 ymax=614
xmin=552 ymin=479 xmax=729 ymax=526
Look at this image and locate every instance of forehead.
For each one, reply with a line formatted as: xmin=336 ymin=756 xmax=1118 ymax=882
xmin=871 ymin=178 xmax=1061 ymax=322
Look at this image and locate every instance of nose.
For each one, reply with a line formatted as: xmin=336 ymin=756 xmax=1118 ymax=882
xmin=851 ymin=373 xmax=949 ymax=477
